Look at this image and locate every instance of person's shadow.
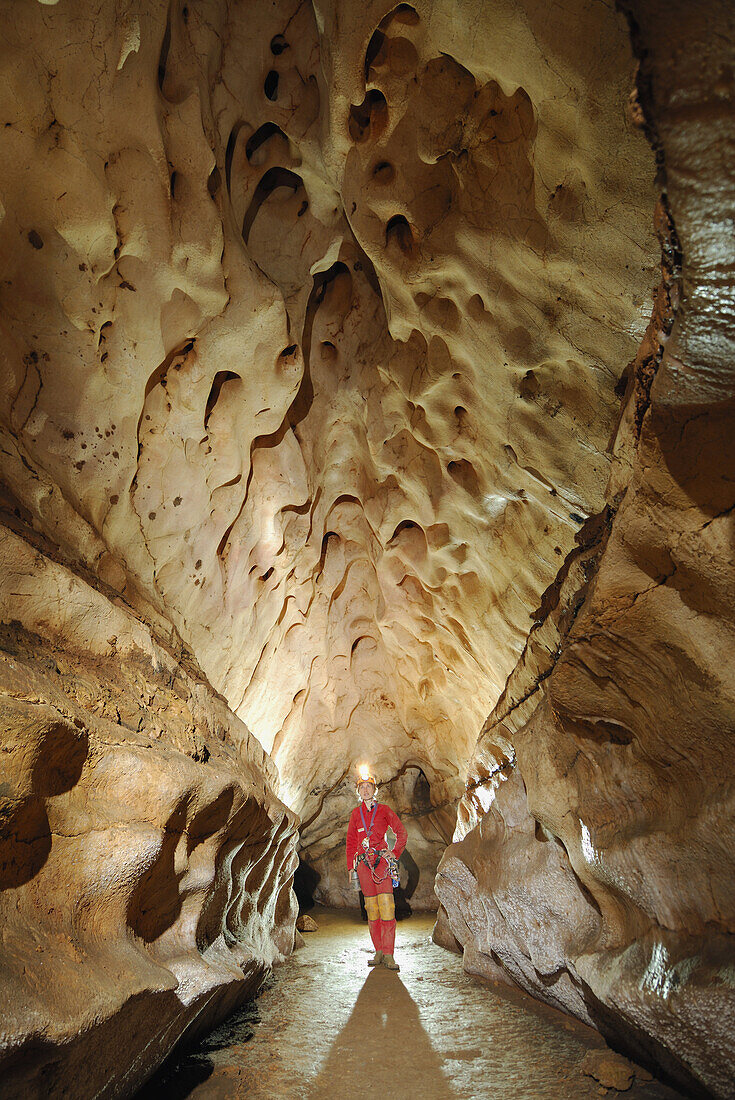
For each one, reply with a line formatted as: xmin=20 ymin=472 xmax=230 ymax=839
xmin=307 ymin=968 xmax=460 ymax=1099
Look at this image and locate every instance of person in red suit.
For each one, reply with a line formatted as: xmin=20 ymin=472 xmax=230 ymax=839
xmin=346 ymin=773 xmax=407 ymax=970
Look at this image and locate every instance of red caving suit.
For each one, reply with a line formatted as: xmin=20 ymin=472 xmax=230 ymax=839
xmin=346 ymin=801 xmax=408 ymax=955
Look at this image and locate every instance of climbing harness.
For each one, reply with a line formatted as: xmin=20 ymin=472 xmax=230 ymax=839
xmin=355 ymin=801 xmax=401 ymax=888
xmin=356 ymin=847 xmax=400 ymax=888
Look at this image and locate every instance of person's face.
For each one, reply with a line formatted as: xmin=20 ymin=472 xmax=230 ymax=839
xmin=358 ymin=780 xmax=376 ymax=802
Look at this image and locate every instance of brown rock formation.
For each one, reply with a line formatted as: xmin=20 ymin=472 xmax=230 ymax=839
xmin=0 ymin=0 xmax=656 ymax=859
xmin=436 ymin=3 xmax=735 ymax=1098
xmin=0 ymin=0 xmax=731 ymax=1095
xmin=0 ymin=517 xmax=297 ymax=1098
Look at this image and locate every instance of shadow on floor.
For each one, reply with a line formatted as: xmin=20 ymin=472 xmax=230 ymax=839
xmin=135 ymin=997 xmax=261 ymax=1099
xmin=306 ymin=967 xmax=460 ymax=1099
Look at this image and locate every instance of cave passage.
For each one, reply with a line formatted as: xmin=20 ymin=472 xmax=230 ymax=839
xmin=139 ymin=910 xmax=684 ymax=1100
xmin=0 ymin=0 xmax=733 ymax=1097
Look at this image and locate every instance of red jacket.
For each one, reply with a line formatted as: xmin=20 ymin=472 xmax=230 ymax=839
xmin=346 ymin=801 xmax=408 ymax=870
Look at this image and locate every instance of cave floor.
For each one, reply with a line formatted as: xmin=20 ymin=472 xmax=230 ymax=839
xmin=140 ymin=908 xmax=684 ymax=1100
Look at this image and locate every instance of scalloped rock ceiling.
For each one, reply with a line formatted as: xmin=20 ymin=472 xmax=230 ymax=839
xmin=2 ymin=0 xmax=733 ymax=1096
xmin=0 ymin=0 xmax=656 ymax=814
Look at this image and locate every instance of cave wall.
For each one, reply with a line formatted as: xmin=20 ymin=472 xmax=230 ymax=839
xmin=435 ymin=3 xmax=735 ymax=1097
xmin=0 ymin=518 xmax=297 ymax=1098
xmin=0 ymin=0 xmax=657 ymax=883
xmin=2 ymin=0 xmax=726 ymax=1094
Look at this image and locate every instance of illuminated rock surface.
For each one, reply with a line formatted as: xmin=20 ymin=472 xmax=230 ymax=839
xmin=0 ymin=0 xmax=732 ymax=1095
xmin=435 ymin=3 xmax=735 ymax=1098
xmin=0 ymin=523 xmax=298 ymax=1098
xmin=139 ymin=909 xmax=683 ymax=1100
xmin=0 ymin=0 xmax=656 ymax=848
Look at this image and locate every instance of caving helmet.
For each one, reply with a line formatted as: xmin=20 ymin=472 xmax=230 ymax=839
xmin=355 ymin=768 xmax=378 ymax=798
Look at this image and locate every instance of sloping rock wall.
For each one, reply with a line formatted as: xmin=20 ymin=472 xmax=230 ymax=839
xmin=3 ymin=0 xmax=726 ymax=1094
xmin=435 ymin=3 xmax=735 ymax=1097
xmin=0 ymin=512 xmax=297 ymax=1098
xmin=0 ymin=0 xmax=657 ymax=881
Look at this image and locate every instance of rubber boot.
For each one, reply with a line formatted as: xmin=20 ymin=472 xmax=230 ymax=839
xmin=383 ymin=954 xmax=400 ymax=971
xmin=368 ymin=951 xmax=383 ymax=967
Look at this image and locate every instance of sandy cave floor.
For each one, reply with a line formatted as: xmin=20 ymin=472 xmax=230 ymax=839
xmin=138 ymin=909 xmax=685 ymax=1100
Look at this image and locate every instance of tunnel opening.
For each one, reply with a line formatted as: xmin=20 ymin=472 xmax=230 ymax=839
xmin=293 ymin=856 xmax=321 ymax=913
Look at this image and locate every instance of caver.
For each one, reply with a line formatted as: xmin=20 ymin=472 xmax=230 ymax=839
xmin=346 ymin=771 xmax=408 ymax=970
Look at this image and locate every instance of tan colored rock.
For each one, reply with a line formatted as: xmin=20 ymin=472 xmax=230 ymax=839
xmin=0 ymin=522 xmax=298 ymax=1098
xmin=1 ymin=0 xmax=729 ymax=1096
xmin=434 ymin=4 xmax=735 ymax=1098
xmin=296 ymin=914 xmax=319 ymax=932
xmin=0 ymin=0 xmax=655 ymax=882
xmin=580 ymin=1052 xmax=635 ymax=1092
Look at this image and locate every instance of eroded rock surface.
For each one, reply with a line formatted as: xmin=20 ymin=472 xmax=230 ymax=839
xmin=2 ymin=0 xmax=729 ymax=1096
xmin=0 ymin=519 xmax=297 ymax=1098
xmin=0 ymin=0 xmax=655 ymax=882
xmin=435 ymin=3 xmax=735 ymax=1097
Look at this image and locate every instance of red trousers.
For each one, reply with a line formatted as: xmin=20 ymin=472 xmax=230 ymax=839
xmin=357 ymin=857 xmax=395 ymax=955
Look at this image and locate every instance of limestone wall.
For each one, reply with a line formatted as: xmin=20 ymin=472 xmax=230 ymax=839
xmin=0 ymin=518 xmax=297 ymax=1097
xmin=0 ymin=0 xmax=656 ymax=861
xmin=2 ymin=0 xmax=729 ymax=1095
xmin=435 ymin=4 xmax=735 ymax=1096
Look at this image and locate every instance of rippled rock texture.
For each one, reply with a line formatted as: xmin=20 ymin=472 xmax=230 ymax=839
xmin=0 ymin=0 xmax=656 ymax=878
xmin=436 ymin=3 xmax=735 ymax=1097
xmin=0 ymin=519 xmax=297 ymax=1098
xmin=2 ymin=0 xmax=728 ymax=1094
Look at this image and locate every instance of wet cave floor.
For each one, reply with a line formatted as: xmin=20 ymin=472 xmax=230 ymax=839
xmin=138 ymin=909 xmax=685 ymax=1100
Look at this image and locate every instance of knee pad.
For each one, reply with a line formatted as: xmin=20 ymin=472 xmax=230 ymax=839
xmin=377 ymin=893 xmax=395 ymax=920
xmin=365 ymin=895 xmax=380 ymax=921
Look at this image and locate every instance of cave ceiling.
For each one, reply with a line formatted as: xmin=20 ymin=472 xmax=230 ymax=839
xmin=0 ymin=0 xmax=657 ymax=826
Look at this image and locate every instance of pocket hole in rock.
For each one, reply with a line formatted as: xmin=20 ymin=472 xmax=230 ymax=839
xmin=372 ymin=160 xmax=395 ymax=184
xmin=364 ymin=30 xmax=386 ymax=79
xmin=157 ymin=14 xmax=171 ymax=91
xmin=447 ymin=458 xmax=480 ymax=496
xmin=264 ymin=71 xmax=279 ymax=101
xmin=391 ymin=3 xmax=420 ymax=25
xmin=277 ymin=345 xmax=301 ymax=372
xmin=241 ymin=167 xmax=303 ymax=244
xmin=348 ymin=89 xmax=387 ymax=143
xmin=207 ymin=166 xmax=221 ymax=197
xmin=246 ymin=122 xmax=288 ymax=164
xmin=467 ymin=293 xmax=487 ymax=321
xmin=385 ymin=213 xmax=414 ymax=255
xmin=205 ymin=371 xmax=240 ymax=428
